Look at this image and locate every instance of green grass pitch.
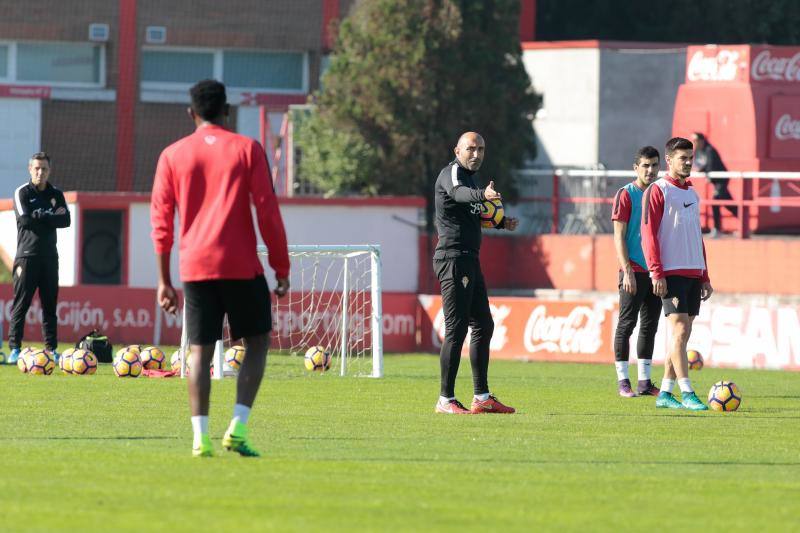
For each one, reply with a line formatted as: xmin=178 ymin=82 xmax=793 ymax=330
xmin=1 ymin=351 xmax=798 ymax=532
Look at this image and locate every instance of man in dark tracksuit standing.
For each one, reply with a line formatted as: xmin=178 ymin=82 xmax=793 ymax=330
xmin=7 ymin=152 xmax=70 ymax=364
xmin=433 ymin=131 xmax=518 ymax=414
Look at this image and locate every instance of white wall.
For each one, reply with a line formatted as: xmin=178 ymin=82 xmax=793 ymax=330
xmin=0 ymin=99 xmax=41 ymax=200
xmin=523 ymin=48 xmax=600 ymax=168
xmin=55 ymin=204 xmax=77 ymax=285
xmin=128 ymin=203 xmax=180 ymax=289
xmin=597 ymin=48 xmax=685 ymax=169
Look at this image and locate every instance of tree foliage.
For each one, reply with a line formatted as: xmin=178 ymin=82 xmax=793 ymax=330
xmin=295 ymin=0 xmax=541 ymax=221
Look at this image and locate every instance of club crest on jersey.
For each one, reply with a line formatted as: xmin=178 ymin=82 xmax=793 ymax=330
xmin=461 ymin=276 xmax=469 ymax=288
xmin=50 ymin=197 xmax=56 ymax=207
xmin=672 ymin=297 xmax=680 ymax=308
xmin=15 ymin=265 xmax=22 ymax=277
xmin=204 ymin=135 xmax=217 ymax=145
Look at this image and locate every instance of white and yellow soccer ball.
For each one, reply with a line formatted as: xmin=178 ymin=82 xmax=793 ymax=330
xmin=72 ymin=349 xmax=98 ymax=375
xmin=708 ymin=381 xmax=742 ymax=412
xmin=224 ymin=345 xmax=246 ymax=371
xmin=304 ymin=346 xmax=331 ymax=372
xmin=27 ymin=349 xmax=55 ymax=375
xmin=170 ymin=350 xmax=189 ymax=373
xmin=59 ymin=348 xmax=78 ymax=374
xmin=139 ymin=346 xmax=166 ymax=370
xmin=687 ymin=349 xmax=704 ymax=370
xmin=113 ymin=350 xmax=142 ymax=378
xmin=479 ymin=198 xmax=504 ymax=228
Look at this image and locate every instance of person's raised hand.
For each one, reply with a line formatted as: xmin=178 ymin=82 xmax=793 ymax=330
xmin=484 ymin=180 xmax=501 ymax=201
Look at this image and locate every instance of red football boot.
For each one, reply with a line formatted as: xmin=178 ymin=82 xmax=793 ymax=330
xmin=435 ymin=398 xmax=472 ymax=414
xmin=470 ymin=395 xmax=516 ymax=414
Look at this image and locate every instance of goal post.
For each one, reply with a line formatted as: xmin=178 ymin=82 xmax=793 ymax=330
xmin=178 ymin=244 xmax=384 ymax=379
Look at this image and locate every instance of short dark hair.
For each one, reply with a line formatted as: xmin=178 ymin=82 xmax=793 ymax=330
xmin=634 ymin=146 xmax=660 ymax=165
xmin=30 ymin=152 xmax=51 ymax=164
xmin=692 ymin=132 xmax=706 ymax=141
xmin=190 ymin=79 xmax=227 ymax=121
xmin=665 ymin=137 xmax=693 ymax=156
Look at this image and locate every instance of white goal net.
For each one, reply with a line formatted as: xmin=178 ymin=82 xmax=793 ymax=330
xmin=178 ymin=245 xmax=383 ymax=379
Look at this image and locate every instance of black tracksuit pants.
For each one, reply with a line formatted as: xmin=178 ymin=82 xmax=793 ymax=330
xmin=8 ymin=256 xmax=59 ymax=350
xmin=614 ymin=271 xmax=661 ymax=362
xmin=434 ymin=256 xmax=493 ymax=398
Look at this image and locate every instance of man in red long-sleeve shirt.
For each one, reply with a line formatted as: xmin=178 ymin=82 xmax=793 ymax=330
xmin=151 ymin=79 xmax=290 ymax=457
xmin=641 ymin=137 xmax=713 ymax=411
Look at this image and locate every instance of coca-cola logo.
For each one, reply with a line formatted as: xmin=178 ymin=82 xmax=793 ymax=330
xmin=523 ymin=305 xmax=604 ymax=354
xmin=687 ymin=50 xmax=741 ymax=82
xmin=751 ymin=50 xmax=800 ymax=82
xmin=775 ymin=114 xmax=800 ymax=141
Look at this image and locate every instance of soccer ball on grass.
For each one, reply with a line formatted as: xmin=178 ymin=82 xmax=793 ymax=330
xmin=687 ymin=349 xmax=703 ymax=370
xmin=225 ymin=345 xmax=246 ymax=371
xmin=139 ymin=346 xmax=166 ymax=370
xmin=708 ymin=381 xmax=742 ymax=412
xmin=72 ymin=349 xmax=98 ymax=375
xmin=27 ymin=349 xmax=55 ymax=375
xmin=304 ymin=346 xmax=331 ymax=372
xmin=113 ymin=350 xmax=142 ymax=378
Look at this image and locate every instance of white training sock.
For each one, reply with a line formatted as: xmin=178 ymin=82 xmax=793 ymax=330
xmin=474 ymin=392 xmax=490 ymax=401
xmin=660 ymin=378 xmax=675 ymax=394
xmin=231 ymin=403 xmax=251 ymax=426
xmin=614 ymin=361 xmax=629 ymax=381
xmin=638 ymin=359 xmax=652 ymax=381
xmin=439 ymin=396 xmax=455 ymax=405
xmin=678 ymin=378 xmax=694 ymax=394
xmin=191 ymin=415 xmax=209 ymax=446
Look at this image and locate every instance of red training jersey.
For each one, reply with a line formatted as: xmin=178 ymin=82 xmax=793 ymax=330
xmin=150 ymin=124 xmax=290 ymax=282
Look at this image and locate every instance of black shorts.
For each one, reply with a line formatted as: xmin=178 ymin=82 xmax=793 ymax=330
xmin=661 ymin=276 xmax=702 ymax=317
xmin=183 ymin=275 xmax=272 ymax=345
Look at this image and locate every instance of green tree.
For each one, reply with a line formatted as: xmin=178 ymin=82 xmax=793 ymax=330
xmin=295 ymin=0 xmax=541 ymax=227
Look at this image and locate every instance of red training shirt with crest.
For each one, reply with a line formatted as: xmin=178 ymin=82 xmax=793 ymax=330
xmin=150 ymin=124 xmax=290 ymax=282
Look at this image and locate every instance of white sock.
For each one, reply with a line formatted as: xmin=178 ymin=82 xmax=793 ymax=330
xmin=660 ymin=378 xmax=675 ymax=394
xmin=614 ymin=361 xmax=629 ymax=381
xmin=474 ymin=392 xmax=490 ymax=401
xmin=678 ymin=378 xmax=694 ymax=394
xmin=231 ymin=403 xmax=251 ymax=426
xmin=439 ymin=396 xmax=455 ymax=405
xmin=638 ymin=359 xmax=652 ymax=381
xmin=191 ymin=415 xmax=209 ymax=447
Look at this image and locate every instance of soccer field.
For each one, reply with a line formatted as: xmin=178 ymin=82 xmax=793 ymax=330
xmin=1 ymin=353 xmax=798 ymax=532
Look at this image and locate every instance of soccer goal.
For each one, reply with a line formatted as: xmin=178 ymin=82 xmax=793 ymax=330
xmin=178 ymin=244 xmax=384 ymax=379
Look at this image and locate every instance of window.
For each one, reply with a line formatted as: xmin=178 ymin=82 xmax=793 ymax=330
xmin=0 ymin=45 xmax=7 ymax=78
xmin=141 ymin=50 xmax=214 ymax=84
xmin=223 ymin=51 xmax=304 ymax=90
xmin=141 ymin=47 xmax=307 ymax=93
xmin=16 ymin=42 xmax=103 ymax=85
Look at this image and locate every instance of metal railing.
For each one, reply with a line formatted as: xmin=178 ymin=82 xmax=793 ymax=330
xmin=515 ymin=169 xmax=800 ymax=238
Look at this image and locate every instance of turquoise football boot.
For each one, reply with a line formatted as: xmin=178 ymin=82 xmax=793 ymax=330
xmin=681 ymin=391 xmax=709 ymax=411
xmin=655 ymin=391 xmax=684 ymax=409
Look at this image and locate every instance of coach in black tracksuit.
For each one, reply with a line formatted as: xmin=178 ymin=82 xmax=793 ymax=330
xmin=8 ymin=152 xmax=70 ymax=358
xmin=432 ymin=132 xmax=518 ymax=415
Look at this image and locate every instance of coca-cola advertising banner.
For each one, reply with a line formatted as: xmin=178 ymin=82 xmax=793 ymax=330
xmin=419 ymin=295 xmax=615 ymax=364
xmin=686 ymin=45 xmax=800 ymax=84
xmin=769 ymin=95 xmax=800 ymax=158
xmin=419 ymin=294 xmax=800 ymax=371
